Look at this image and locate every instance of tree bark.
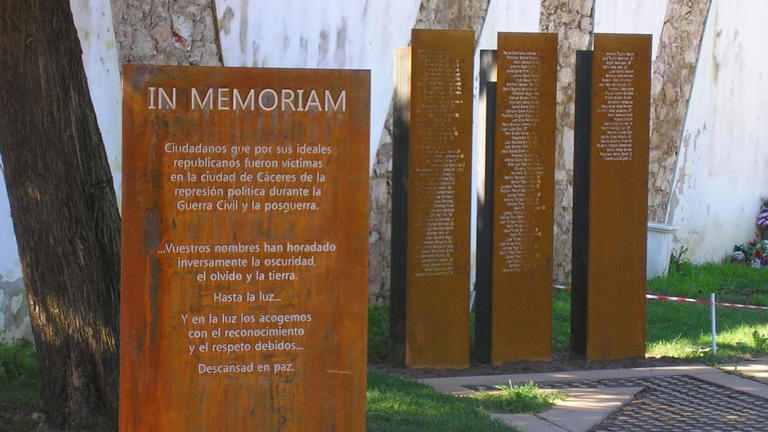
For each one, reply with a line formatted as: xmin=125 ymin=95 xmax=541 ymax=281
xmin=0 ymin=2 xmax=120 ymax=430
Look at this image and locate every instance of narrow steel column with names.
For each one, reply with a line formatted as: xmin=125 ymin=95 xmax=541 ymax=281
xmin=391 ymin=29 xmax=474 ymax=369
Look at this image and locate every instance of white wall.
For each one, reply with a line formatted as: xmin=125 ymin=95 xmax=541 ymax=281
xmin=1 ymin=0 xmax=766 ymax=280
xmin=215 ymin=0 xmax=421 ymax=170
xmin=593 ymin=0 xmax=668 ymax=59
xmin=668 ymin=0 xmax=768 ymax=263
xmin=0 ymin=180 xmax=17 ymax=280
xmin=0 ymin=0 xmax=423 ymax=280
xmin=70 ymin=0 xmax=123 ymax=199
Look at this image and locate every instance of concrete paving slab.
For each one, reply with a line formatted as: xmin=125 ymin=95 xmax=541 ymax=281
xmin=719 ymin=355 xmax=768 ymax=384
xmin=486 ymin=387 xmax=641 ymax=432
xmin=694 ymin=369 xmax=768 ymax=400
xmin=538 ymin=387 xmax=642 ymax=432
xmin=489 ymin=413 xmax=567 ymax=432
xmin=418 ymin=364 xmax=712 ymax=393
xmin=418 ymin=360 xmax=768 ymax=431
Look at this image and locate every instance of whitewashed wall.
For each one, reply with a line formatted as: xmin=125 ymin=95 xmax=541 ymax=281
xmin=593 ymin=0 xmax=668 ymax=59
xmin=70 ymin=0 xmax=123 ymax=199
xmin=668 ymin=0 xmax=768 ymax=262
xmin=1 ymin=0 xmax=767 ymax=283
xmin=0 ymin=181 xmax=17 ymax=280
xmin=215 ymin=0 xmax=421 ymax=169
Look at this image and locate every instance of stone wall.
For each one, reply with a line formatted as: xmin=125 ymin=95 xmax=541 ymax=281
xmin=539 ymin=0 xmax=595 ymax=281
xmin=367 ymin=0 xmax=491 ymax=304
xmin=0 ymin=277 xmax=32 ymax=342
xmin=412 ymin=0 xmax=491 ymax=31
xmin=110 ymin=0 xmax=222 ymax=66
xmin=647 ymin=0 xmax=711 ymax=223
xmin=369 ymin=107 xmax=394 ymax=305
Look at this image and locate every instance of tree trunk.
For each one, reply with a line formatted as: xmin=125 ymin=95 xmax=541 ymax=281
xmin=0 ymin=2 xmax=120 ymax=430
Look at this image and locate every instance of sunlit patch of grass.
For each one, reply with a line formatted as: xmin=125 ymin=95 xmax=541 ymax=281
xmin=646 ymin=299 xmax=768 ymax=361
xmin=467 ymin=381 xmax=565 ymax=414
xmin=366 ymin=370 xmax=516 ymax=432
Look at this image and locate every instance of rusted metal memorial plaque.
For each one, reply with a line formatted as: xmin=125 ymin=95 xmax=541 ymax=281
xmin=121 ymin=65 xmax=370 ymax=431
xmin=572 ymin=34 xmax=651 ymax=361
xmin=390 ymin=29 xmax=473 ymax=368
xmin=476 ymin=33 xmax=557 ymax=364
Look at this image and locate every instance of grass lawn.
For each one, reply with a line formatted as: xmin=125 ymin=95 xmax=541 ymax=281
xmin=648 ymin=300 xmax=768 ymax=358
xmin=648 ymin=261 xmax=768 ymax=306
xmin=646 ymin=262 xmax=768 ymax=359
xmin=371 ymin=290 xmax=768 ymax=364
xmin=369 ymin=262 xmax=768 ymax=362
xmin=364 ymin=261 xmax=768 ymax=430
xmin=0 ymin=339 xmax=40 ymax=431
xmin=546 ymin=289 xmax=768 ymax=359
xmin=547 ymin=262 xmax=768 ymax=360
xmin=367 ymin=371 xmax=562 ymax=432
xmin=3 ymin=262 xmax=768 ymax=431
xmin=0 ymin=342 xmax=555 ymax=432
xmin=0 ymin=339 xmax=38 ymax=406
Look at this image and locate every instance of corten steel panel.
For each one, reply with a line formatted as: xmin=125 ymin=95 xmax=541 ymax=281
xmin=405 ymin=29 xmax=473 ymax=368
xmin=490 ymin=33 xmax=557 ymax=364
xmin=586 ymin=34 xmax=651 ymax=361
xmin=121 ymin=65 xmax=370 ymax=431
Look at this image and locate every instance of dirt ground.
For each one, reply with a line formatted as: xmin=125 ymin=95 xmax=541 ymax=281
xmin=0 ymin=403 xmax=41 ymax=432
xmin=371 ymin=352 xmax=701 ymax=379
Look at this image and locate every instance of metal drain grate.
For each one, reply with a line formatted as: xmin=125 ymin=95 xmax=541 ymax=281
xmin=537 ymin=375 xmax=768 ymax=432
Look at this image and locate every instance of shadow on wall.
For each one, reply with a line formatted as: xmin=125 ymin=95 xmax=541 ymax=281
xmin=0 ymin=276 xmax=32 ymax=343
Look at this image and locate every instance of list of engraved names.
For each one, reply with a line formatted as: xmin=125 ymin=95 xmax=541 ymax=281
xmin=413 ymin=48 xmax=467 ymax=277
xmin=597 ymin=51 xmax=635 ymax=162
xmin=497 ymin=50 xmax=545 ymax=273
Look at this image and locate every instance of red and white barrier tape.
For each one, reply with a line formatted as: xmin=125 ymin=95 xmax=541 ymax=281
xmin=709 ymin=300 xmax=768 ymax=311
xmin=552 ymin=284 xmax=768 ymax=311
xmin=645 ymin=294 xmax=704 ymax=305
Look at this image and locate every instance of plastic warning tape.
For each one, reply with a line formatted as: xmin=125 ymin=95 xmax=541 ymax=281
xmin=645 ymin=294 xmax=705 ymax=305
xmin=552 ymin=284 xmax=768 ymax=311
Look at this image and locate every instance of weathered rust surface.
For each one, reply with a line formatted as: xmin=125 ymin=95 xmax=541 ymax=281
xmin=587 ymin=34 xmax=651 ymax=361
xmin=121 ymin=65 xmax=370 ymax=431
xmin=405 ymin=29 xmax=473 ymax=368
xmin=491 ymin=33 xmax=557 ymax=364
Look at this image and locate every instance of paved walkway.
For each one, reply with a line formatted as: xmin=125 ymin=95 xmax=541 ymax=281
xmin=419 ymin=356 xmax=768 ymax=432
xmin=721 ymin=355 xmax=768 ymax=384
